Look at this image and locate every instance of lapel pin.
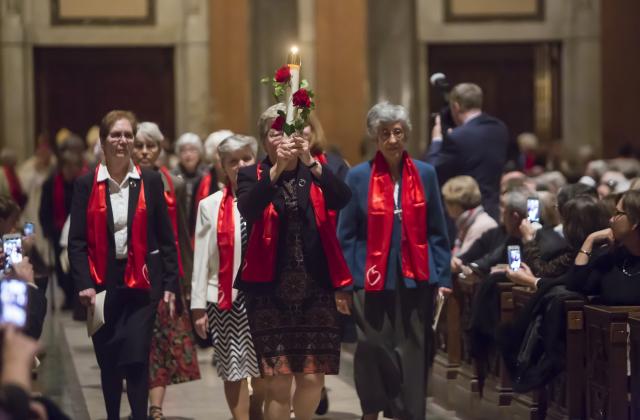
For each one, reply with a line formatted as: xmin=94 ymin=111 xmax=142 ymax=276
xmin=298 ymin=179 xmax=306 ymax=188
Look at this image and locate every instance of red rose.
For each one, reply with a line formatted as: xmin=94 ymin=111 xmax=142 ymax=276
xmin=292 ymin=89 xmax=311 ymax=109
xmin=274 ymin=66 xmax=291 ymax=83
xmin=271 ymin=115 xmax=285 ymax=131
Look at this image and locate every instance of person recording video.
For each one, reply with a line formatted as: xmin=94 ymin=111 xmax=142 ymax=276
xmin=425 ymin=82 xmax=509 ymax=221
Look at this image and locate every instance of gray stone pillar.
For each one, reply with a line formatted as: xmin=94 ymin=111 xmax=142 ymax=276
xmin=250 ymin=0 xmax=298 ymax=137
xmin=0 ymin=0 xmax=33 ymax=159
xmin=367 ymin=0 xmax=420 ymax=156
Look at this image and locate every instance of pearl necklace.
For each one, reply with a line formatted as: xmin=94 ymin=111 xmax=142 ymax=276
xmin=622 ymin=257 xmax=640 ymax=277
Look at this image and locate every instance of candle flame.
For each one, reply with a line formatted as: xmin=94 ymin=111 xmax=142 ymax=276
xmin=291 ymin=46 xmax=299 ymax=54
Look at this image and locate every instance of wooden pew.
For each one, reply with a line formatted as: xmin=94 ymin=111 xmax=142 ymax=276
xmin=629 ymin=313 xmax=640 ymax=420
xmin=583 ymin=305 xmax=640 ymax=420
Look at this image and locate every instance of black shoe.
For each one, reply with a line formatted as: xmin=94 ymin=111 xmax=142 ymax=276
xmin=315 ymin=387 xmax=329 ymax=415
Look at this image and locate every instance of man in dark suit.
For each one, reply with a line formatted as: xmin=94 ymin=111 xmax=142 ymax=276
xmin=425 ymin=83 xmax=509 ymax=220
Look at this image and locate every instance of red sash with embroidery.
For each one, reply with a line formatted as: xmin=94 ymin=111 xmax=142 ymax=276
xmin=159 ymin=166 xmax=184 ymax=278
xmin=364 ymin=152 xmax=429 ymax=291
xmin=3 ymin=166 xmax=26 ymax=207
xmin=216 ymin=185 xmax=235 ymax=310
xmin=242 ymin=164 xmax=352 ymax=288
xmin=86 ymin=165 xmax=150 ymax=290
xmin=53 ymin=172 xmax=67 ymax=232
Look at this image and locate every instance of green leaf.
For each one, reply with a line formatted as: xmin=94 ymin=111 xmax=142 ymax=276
xmin=300 ymin=79 xmax=309 ymax=89
xmin=277 ymin=110 xmax=287 ymax=118
xmin=284 ymin=123 xmax=296 ymax=136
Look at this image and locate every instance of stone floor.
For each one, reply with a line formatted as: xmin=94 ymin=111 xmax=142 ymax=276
xmin=36 ymin=306 xmax=459 ymax=420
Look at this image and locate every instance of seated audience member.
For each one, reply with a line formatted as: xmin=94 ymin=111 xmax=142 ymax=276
xmin=533 ymin=171 xmax=567 ymax=195
xmin=508 ymin=194 xmax=610 ymax=287
xmin=554 ymin=183 xmax=598 ymax=235
xmin=452 ymin=188 xmax=528 ymax=276
xmin=598 ymin=170 xmax=630 ymax=198
xmin=0 ymin=195 xmax=47 ymax=340
xmin=566 ymin=190 xmax=640 ymax=305
xmin=442 ymin=175 xmax=498 ymax=256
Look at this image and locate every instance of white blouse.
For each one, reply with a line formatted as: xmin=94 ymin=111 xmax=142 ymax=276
xmin=96 ymin=162 xmax=140 ymax=259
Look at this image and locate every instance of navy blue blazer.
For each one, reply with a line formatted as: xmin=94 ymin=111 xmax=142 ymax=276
xmin=425 ymin=113 xmax=508 ymax=220
xmin=337 ymin=158 xmax=451 ymax=290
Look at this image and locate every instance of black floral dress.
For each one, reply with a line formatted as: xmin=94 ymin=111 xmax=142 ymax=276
xmin=246 ymin=175 xmax=341 ymax=376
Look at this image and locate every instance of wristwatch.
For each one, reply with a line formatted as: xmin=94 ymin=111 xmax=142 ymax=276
xmin=306 ymin=159 xmax=319 ymax=169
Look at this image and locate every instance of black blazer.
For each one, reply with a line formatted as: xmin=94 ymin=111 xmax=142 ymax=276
xmin=68 ymin=168 xmax=178 ymax=302
xmin=39 ymin=171 xmax=74 ymax=242
xmin=425 ymin=113 xmax=509 ymax=220
xmin=235 ymin=159 xmax=351 ymax=293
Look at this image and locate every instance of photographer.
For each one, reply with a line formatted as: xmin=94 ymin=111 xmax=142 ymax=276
xmin=425 ymin=83 xmax=509 ymax=221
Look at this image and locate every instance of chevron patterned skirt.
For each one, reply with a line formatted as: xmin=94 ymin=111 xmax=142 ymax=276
xmin=207 ymin=292 xmax=261 ymax=382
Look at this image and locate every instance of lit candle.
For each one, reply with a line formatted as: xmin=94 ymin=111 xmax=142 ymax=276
xmin=286 ymin=46 xmax=301 ymax=124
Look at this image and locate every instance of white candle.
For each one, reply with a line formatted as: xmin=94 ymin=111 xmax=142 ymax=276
xmin=286 ymin=46 xmax=301 ymax=124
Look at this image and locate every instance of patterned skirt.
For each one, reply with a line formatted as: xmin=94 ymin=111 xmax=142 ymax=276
xmin=149 ymin=292 xmax=201 ymax=388
xmin=207 ymin=292 xmax=260 ymax=382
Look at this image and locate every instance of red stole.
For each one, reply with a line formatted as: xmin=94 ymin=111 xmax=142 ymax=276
xmin=3 ymin=166 xmax=26 ymax=207
xmin=216 ymin=186 xmax=235 ymax=310
xmin=364 ymin=152 xmax=429 ymax=291
xmin=53 ymin=172 xmax=67 ymax=232
xmin=86 ymin=165 xmax=150 ymax=290
xmin=159 ymin=166 xmax=184 ymax=278
xmin=242 ymin=163 xmax=352 ymax=289
xmin=314 ymin=153 xmax=338 ymax=227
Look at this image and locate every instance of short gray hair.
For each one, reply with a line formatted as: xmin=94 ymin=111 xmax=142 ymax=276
xmin=204 ymin=129 xmax=234 ymax=162
xmin=174 ymin=132 xmax=203 ymax=155
xmin=136 ymin=122 xmax=164 ymax=144
xmin=258 ymin=103 xmax=286 ymax=143
xmin=366 ymin=102 xmax=412 ymax=138
xmin=218 ymin=134 xmax=258 ymax=163
xmin=504 ymin=190 xmax=530 ymax=216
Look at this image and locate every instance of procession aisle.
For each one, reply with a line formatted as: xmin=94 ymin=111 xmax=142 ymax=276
xmin=36 ymin=310 xmax=458 ymax=420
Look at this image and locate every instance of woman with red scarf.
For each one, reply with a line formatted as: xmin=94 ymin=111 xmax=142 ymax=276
xmin=191 ymin=134 xmax=265 ymax=420
xmin=68 ymin=110 xmax=178 ymax=420
xmin=132 ymin=122 xmax=200 ymax=420
xmin=337 ymin=102 xmax=452 ymax=420
xmin=235 ymin=104 xmax=352 ymax=420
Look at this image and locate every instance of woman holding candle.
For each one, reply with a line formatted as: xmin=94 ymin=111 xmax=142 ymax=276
xmin=132 ymin=122 xmax=201 ymax=420
xmin=191 ymin=134 xmax=265 ymax=420
xmin=337 ymin=102 xmax=451 ymax=420
xmin=236 ymin=103 xmax=352 ymax=420
xmin=69 ymin=110 xmax=179 ymax=420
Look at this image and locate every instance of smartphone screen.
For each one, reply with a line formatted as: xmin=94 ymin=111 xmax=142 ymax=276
xmin=507 ymin=245 xmax=521 ymax=271
xmin=527 ymin=198 xmax=540 ymax=223
xmin=0 ymin=279 xmax=28 ymax=328
xmin=3 ymin=236 xmax=23 ymax=272
xmin=23 ymin=222 xmax=34 ymax=237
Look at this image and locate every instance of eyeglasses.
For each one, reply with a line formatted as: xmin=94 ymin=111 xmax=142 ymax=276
xmin=378 ymin=128 xmax=405 ymax=141
xmin=108 ymin=131 xmax=134 ymax=142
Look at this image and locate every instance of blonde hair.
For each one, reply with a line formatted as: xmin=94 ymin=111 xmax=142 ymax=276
xmin=442 ymin=176 xmax=482 ymax=210
xmin=307 ymin=113 xmax=327 ymax=155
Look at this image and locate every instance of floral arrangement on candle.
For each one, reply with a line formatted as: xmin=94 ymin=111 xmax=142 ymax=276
xmin=261 ymin=64 xmax=315 ymax=136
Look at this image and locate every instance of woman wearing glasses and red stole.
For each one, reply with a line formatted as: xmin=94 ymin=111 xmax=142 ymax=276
xmin=235 ymin=104 xmax=352 ymax=420
xmin=68 ymin=110 xmax=179 ymax=420
xmin=132 ymin=122 xmax=201 ymax=420
xmin=337 ymin=102 xmax=452 ymax=420
xmin=191 ymin=134 xmax=265 ymax=420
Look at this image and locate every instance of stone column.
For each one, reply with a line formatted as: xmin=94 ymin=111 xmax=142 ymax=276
xmin=175 ymin=0 xmax=211 ymax=138
xmin=562 ymin=0 xmax=601 ymax=157
xmin=367 ymin=0 xmax=420 ymax=156
xmin=250 ymin=0 xmax=298 ymax=137
xmin=0 ymin=0 xmax=33 ymax=159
